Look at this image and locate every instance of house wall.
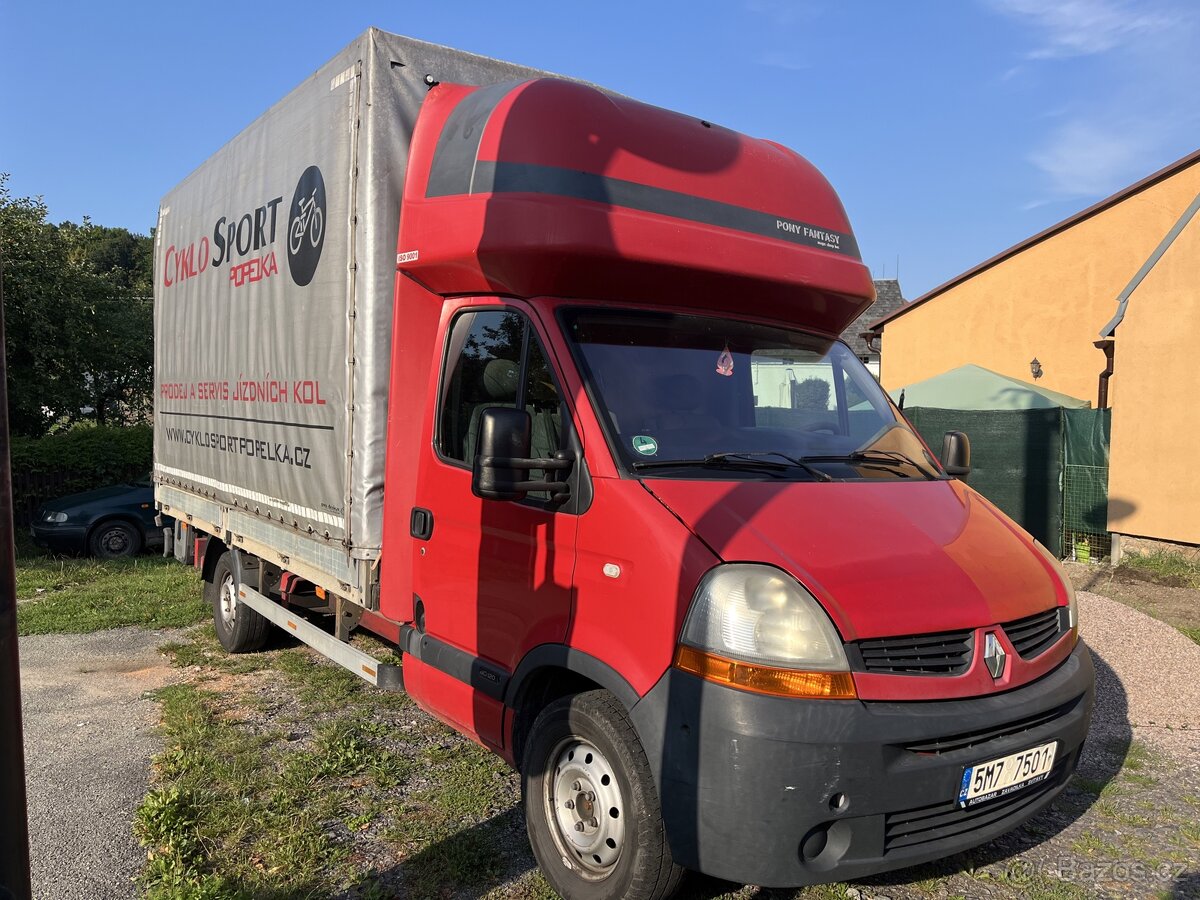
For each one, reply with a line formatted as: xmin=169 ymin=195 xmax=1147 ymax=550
xmin=1106 ymin=210 xmax=1200 ymax=544
xmin=878 ymin=159 xmax=1200 ymax=409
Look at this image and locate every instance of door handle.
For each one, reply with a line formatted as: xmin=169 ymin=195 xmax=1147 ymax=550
xmin=410 ymin=507 xmax=434 ymax=540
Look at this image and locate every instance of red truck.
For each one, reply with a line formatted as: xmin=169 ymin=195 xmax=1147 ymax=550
xmin=154 ymin=29 xmax=1094 ymax=899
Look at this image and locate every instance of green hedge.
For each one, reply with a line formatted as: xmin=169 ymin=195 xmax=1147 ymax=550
xmin=10 ymin=424 xmax=153 ymax=524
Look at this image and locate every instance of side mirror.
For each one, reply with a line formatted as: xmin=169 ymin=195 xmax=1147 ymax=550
xmin=472 ymin=407 xmax=572 ymax=501
xmin=941 ymin=431 xmax=971 ymax=478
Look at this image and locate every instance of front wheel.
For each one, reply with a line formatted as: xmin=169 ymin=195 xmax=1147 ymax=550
xmin=522 ymin=690 xmax=684 ymax=900
xmin=89 ymin=520 xmax=141 ymax=558
xmin=206 ymin=552 xmax=269 ymax=653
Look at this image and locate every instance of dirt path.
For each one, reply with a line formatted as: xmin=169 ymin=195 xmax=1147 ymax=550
xmin=19 ymin=627 xmax=183 ymax=900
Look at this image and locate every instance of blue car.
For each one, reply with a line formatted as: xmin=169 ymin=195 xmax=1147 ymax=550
xmin=30 ymin=477 xmax=169 ymax=558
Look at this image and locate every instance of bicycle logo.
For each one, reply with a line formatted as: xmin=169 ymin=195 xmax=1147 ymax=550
xmin=286 ymin=165 xmax=326 ymax=287
xmin=289 ymin=190 xmax=324 ymax=256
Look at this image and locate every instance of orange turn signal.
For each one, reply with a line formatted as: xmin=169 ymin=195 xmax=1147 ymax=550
xmin=315 ymin=586 xmax=327 ymax=600
xmin=673 ymin=645 xmax=857 ymax=700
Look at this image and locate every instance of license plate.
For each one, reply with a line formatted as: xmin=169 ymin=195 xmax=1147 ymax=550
xmin=958 ymin=741 xmax=1057 ymax=808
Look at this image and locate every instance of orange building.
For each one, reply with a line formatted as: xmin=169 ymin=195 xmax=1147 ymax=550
xmin=869 ymin=149 xmax=1200 ymax=549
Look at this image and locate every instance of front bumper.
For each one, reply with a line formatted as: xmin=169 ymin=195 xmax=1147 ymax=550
xmin=629 ymin=640 xmax=1094 ymax=887
xmin=29 ymin=523 xmax=87 ymax=554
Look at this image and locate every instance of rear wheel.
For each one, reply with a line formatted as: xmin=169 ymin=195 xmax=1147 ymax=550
xmin=89 ymin=520 xmax=141 ymax=558
xmin=207 ymin=552 xmax=269 ymax=653
xmin=522 ymin=690 xmax=684 ymax=900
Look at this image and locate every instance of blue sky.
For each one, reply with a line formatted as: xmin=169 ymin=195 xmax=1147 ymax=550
xmin=2 ymin=0 xmax=1197 ymax=300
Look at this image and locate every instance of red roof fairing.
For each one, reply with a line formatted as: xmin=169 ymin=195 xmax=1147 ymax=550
xmin=399 ymin=79 xmax=874 ymax=334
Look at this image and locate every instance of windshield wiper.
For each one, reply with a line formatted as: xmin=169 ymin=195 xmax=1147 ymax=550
xmin=630 ymin=451 xmax=832 ymax=482
xmin=799 ymin=450 xmax=939 ymax=480
xmin=707 ymin=451 xmax=834 ymax=482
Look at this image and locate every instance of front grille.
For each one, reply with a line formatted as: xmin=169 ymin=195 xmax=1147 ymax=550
xmin=856 ymin=629 xmax=974 ymax=675
xmin=901 ymin=694 xmax=1083 ymax=755
xmin=1002 ymin=607 xmax=1065 ymax=659
xmin=883 ymin=759 xmax=1069 ymax=852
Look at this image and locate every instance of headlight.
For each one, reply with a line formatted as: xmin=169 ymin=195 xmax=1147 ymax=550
xmin=1032 ymin=539 xmax=1078 ymax=635
xmin=675 ymin=565 xmax=855 ymax=699
xmin=42 ymin=510 xmax=68 ymax=523
xmin=682 ymin=565 xmax=849 ymax=668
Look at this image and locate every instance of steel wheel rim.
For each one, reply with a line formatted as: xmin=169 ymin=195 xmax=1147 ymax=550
xmin=218 ymin=571 xmax=237 ymax=626
xmin=100 ymin=527 xmax=130 ymax=555
xmin=544 ymin=738 xmax=625 ymax=878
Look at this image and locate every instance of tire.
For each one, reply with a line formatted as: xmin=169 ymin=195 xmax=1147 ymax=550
xmin=89 ymin=520 xmax=142 ymax=559
xmin=207 ymin=552 xmax=269 ymax=653
xmin=522 ymin=690 xmax=684 ymax=900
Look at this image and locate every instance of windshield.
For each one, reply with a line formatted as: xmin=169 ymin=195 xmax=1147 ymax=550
xmin=563 ymin=308 xmax=943 ymax=481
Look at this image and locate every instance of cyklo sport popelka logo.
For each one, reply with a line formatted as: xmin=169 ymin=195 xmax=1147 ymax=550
xmin=287 ymin=166 xmax=326 ymax=287
xmin=160 ymin=165 xmax=327 ymax=290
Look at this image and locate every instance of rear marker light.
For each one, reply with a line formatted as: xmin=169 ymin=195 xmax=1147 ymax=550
xmin=673 ymin=645 xmax=856 ymax=699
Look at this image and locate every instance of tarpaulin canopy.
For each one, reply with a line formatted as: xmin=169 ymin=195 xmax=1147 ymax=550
xmin=891 ymin=364 xmax=1089 ymax=411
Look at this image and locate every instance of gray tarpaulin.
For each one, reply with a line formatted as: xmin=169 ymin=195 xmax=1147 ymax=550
xmin=154 ymin=30 xmax=546 ymax=563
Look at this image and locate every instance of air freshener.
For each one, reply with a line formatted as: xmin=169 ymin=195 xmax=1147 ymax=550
xmin=716 ymin=343 xmax=734 ymax=377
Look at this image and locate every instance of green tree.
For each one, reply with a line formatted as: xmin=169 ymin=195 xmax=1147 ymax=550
xmin=792 ymin=377 xmax=830 ymax=411
xmin=1 ymin=174 xmax=153 ymax=435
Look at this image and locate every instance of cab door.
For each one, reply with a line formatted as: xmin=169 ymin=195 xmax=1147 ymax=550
xmin=408 ymin=300 xmax=578 ymax=749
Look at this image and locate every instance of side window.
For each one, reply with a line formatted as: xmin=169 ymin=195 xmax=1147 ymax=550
xmin=437 ymin=310 xmax=566 ymax=483
xmin=438 ymin=310 xmax=525 ymax=464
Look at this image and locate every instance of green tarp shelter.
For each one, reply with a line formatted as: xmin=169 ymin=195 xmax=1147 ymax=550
xmin=890 ymin=364 xmax=1090 ymax=411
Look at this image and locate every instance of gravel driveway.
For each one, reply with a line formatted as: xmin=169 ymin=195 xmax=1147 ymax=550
xmin=1077 ymin=591 xmax=1200 ymax=766
xmin=19 ymin=627 xmax=183 ymax=900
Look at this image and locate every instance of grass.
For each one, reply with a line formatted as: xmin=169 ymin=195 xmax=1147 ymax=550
xmin=134 ymin=682 xmax=347 ymax=899
xmin=139 ymin=629 xmax=543 ymax=899
xmin=15 ymin=549 xmax=208 ymax=635
xmin=1121 ymin=549 xmax=1200 ymax=589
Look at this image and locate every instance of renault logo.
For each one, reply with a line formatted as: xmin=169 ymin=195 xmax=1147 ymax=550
xmin=983 ymin=632 xmax=1007 ymax=679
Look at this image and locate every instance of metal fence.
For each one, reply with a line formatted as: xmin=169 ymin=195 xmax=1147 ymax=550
xmin=1060 ymin=408 xmax=1112 ymax=563
xmin=1063 ymin=464 xmax=1112 ymax=562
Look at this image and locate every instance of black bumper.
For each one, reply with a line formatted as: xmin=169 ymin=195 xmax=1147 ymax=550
xmin=29 ymin=524 xmax=87 ymax=554
xmin=629 ymin=641 xmax=1094 ymax=887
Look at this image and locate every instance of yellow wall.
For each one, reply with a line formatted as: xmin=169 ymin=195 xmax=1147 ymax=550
xmin=1106 ymin=211 xmax=1200 ymax=543
xmin=880 ymin=160 xmax=1200 ymax=410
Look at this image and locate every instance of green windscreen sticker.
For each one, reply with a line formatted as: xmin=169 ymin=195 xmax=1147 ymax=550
xmin=632 ymin=435 xmax=658 ymax=456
